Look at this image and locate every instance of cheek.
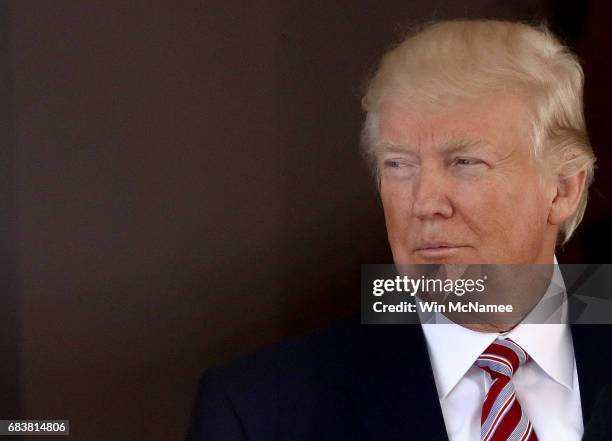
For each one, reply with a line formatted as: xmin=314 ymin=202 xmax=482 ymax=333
xmin=380 ymin=185 xmax=413 ymax=236
xmin=455 ymin=178 xmax=548 ymax=241
xmin=453 ymin=180 xmax=502 ymax=221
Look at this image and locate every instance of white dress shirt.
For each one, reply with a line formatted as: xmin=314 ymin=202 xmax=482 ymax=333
xmin=419 ymin=262 xmax=584 ymax=441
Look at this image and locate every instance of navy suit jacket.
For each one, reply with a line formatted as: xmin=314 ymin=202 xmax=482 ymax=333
xmin=187 ymin=317 xmax=612 ymax=440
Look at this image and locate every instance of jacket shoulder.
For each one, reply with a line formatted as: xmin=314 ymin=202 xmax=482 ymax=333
xmin=187 ymin=317 xmax=368 ymax=440
xmin=207 ymin=316 xmax=364 ymax=396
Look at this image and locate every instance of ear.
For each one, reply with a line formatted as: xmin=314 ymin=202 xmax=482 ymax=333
xmin=548 ymin=169 xmax=587 ymax=226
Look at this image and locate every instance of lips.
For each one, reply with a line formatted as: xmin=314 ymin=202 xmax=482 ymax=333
xmin=414 ymin=242 xmax=463 ymax=251
xmin=412 ymin=242 xmax=470 ymax=261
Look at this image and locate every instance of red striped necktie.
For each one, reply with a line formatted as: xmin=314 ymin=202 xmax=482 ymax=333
xmin=475 ymin=338 xmax=538 ymax=441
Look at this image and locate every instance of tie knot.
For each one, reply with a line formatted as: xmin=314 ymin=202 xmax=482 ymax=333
xmin=475 ymin=338 xmax=529 ymax=379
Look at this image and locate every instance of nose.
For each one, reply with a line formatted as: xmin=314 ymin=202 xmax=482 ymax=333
xmin=411 ymin=164 xmax=453 ymax=220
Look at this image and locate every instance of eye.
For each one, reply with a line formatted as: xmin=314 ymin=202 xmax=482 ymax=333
xmin=385 ymin=159 xmax=406 ymax=168
xmin=381 ymin=158 xmax=418 ymax=179
xmin=382 ymin=157 xmax=420 ymax=168
xmin=452 ymin=157 xmax=484 ymax=167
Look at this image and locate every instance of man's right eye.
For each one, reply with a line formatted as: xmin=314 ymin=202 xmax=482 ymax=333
xmin=381 ymin=159 xmax=418 ymax=179
xmin=384 ymin=159 xmax=410 ymax=168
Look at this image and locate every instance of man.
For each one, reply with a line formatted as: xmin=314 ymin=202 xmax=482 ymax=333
xmin=187 ymin=20 xmax=611 ymax=440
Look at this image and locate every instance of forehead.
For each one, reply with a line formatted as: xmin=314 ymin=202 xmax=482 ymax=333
xmin=376 ymin=93 xmax=533 ymax=153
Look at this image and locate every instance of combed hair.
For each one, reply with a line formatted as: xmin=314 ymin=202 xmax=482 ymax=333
xmin=361 ymin=20 xmax=596 ymax=243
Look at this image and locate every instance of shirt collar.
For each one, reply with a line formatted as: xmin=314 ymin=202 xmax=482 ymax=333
xmin=420 ymin=257 xmax=575 ymax=400
xmin=504 ymin=323 xmax=575 ymax=390
xmin=421 ymin=322 xmax=497 ymax=399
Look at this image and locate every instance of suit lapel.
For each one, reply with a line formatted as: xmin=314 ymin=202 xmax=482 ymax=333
xmin=352 ymin=324 xmax=448 ymax=441
xmin=560 ymin=265 xmax=612 ymax=428
xmin=571 ymin=324 xmax=612 ymax=427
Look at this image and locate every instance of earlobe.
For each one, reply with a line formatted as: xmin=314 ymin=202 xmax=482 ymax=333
xmin=548 ymin=202 xmax=564 ymax=226
xmin=548 ymin=170 xmax=587 ymax=226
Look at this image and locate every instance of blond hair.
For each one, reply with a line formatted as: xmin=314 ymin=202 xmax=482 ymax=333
xmin=361 ymin=20 xmax=595 ymax=243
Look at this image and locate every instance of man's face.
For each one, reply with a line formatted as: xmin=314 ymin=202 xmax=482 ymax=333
xmin=376 ymin=93 xmax=557 ymax=264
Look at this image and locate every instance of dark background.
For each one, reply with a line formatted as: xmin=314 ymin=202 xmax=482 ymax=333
xmin=0 ymin=1 xmax=610 ymax=440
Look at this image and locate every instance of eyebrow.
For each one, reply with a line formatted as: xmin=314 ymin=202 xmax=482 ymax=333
xmin=374 ymin=136 xmax=493 ymax=155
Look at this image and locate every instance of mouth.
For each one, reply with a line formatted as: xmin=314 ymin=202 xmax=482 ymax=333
xmin=413 ymin=243 xmax=470 ymax=259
